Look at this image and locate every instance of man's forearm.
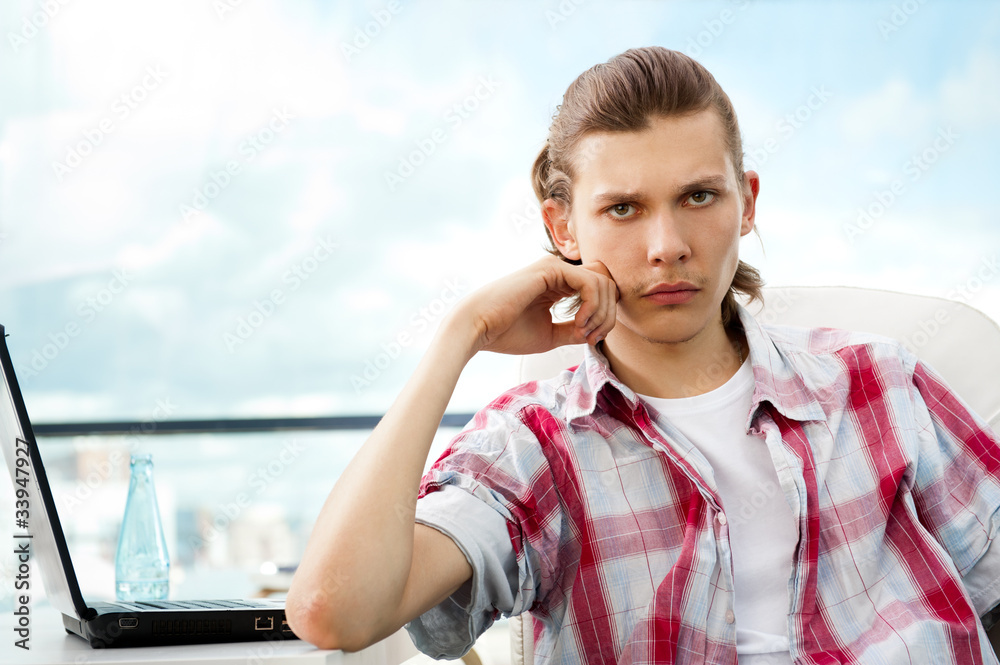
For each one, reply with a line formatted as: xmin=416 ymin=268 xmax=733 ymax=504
xmin=286 ymin=258 xmax=617 ymax=649
xmin=286 ymin=313 xmax=479 ymax=648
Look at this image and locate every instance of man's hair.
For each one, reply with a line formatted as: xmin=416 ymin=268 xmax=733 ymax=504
xmin=531 ymin=46 xmax=763 ymax=328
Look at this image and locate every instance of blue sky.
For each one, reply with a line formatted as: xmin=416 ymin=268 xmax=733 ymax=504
xmin=0 ymin=0 xmax=997 ymax=421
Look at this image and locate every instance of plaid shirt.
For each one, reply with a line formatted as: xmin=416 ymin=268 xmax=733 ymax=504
xmin=407 ymin=306 xmax=1000 ymax=664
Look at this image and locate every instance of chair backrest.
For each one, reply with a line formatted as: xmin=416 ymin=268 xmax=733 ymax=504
xmin=510 ymin=286 xmax=1000 ymax=665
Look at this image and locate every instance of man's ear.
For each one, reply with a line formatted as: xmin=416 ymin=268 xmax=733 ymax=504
xmin=740 ymin=170 xmax=760 ymax=236
xmin=542 ymin=198 xmax=581 ymax=261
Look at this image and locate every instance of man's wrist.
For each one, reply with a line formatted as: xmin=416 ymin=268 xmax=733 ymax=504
xmin=435 ymin=304 xmax=485 ymax=363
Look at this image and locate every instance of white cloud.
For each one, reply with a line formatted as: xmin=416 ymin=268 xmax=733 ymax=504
xmin=26 ymin=391 xmax=120 ymax=421
xmin=343 ymin=287 xmax=393 ymax=313
xmin=280 ymin=165 xmax=345 ymax=233
xmin=839 ymin=79 xmax=934 ymax=142
xmin=115 ymin=218 xmax=217 ymax=272
xmin=839 ymin=49 xmax=1000 ymax=144
xmin=941 ymin=51 xmax=1000 ymax=127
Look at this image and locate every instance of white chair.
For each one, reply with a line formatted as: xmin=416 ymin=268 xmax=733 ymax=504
xmin=509 ymin=286 xmax=1000 ymax=665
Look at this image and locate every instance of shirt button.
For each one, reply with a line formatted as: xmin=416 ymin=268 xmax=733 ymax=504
xmin=716 ymin=512 xmax=727 ymax=526
xmin=725 ymin=610 xmax=736 ymax=624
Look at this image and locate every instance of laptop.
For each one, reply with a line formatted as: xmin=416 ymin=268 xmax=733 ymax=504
xmin=0 ymin=325 xmax=298 ymax=647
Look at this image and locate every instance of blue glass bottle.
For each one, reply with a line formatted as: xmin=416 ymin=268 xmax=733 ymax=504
xmin=115 ymin=454 xmax=170 ymax=601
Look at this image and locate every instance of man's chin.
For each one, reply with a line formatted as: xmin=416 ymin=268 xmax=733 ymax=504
xmin=607 ymin=317 xmax=706 ymax=348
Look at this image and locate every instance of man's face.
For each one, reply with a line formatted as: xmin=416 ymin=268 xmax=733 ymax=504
xmin=545 ymin=109 xmax=758 ymax=349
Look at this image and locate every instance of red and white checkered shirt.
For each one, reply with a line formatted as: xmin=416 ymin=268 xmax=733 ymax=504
xmin=407 ymin=306 xmax=1000 ymax=664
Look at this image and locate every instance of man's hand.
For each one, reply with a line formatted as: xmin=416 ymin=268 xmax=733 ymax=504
xmin=454 ymin=255 xmax=619 ymax=357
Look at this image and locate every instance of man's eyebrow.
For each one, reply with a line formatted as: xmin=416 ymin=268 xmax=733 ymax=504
xmin=678 ymin=174 xmax=730 ymax=193
xmin=592 ymin=189 xmax=650 ymax=206
xmin=591 ymin=175 xmax=731 ymax=206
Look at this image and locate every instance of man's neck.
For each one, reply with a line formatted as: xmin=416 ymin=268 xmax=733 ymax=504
xmin=601 ymin=321 xmax=746 ymax=399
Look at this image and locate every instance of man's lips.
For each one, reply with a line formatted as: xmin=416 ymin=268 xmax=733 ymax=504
xmin=641 ymin=282 xmax=699 ymax=305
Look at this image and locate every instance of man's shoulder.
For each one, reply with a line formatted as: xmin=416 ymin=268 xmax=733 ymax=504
xmin=761 ymin=322 xmax=919 ymax=379
xmin=435 ymin=368 xmax=589 ymax=469
xmin=764 ymin=322 xmax=911 ymax=357
xmin=477 ymin=365 xmax=582 ymax=421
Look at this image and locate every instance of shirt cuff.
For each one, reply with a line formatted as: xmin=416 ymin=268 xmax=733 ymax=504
xmin=405 ymin=484 xmax=517 ymax=659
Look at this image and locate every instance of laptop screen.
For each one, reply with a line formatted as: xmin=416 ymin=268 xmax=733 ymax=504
xmin=0 ymin=327 xmax=89 ymax=619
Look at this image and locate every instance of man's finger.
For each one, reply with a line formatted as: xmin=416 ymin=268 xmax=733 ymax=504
xmin=560 ymin=264 xmax=615 ymax=345
xmin=580 ymin=260 xmax=613 ymax=282
xmin=551 ymin=320 xmax=588 ymax=348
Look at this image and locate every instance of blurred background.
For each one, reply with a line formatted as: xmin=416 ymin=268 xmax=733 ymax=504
xmin=0 ymin=0 xmax=997 ymax=634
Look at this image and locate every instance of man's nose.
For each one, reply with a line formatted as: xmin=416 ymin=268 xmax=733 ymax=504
xmin=646 ymin=212 xmax=691 ymax=265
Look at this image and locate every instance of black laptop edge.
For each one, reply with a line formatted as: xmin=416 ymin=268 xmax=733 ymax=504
xmin=0 ymin=325 xmax=297 ymax=647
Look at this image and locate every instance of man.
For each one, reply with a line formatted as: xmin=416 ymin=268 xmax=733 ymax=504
xmin=286 ymin=47 xmax=1000 ymax=664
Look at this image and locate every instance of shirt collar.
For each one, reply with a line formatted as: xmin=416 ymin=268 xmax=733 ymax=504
xmin=737 ymin=303 xmax=827 ymax=425
xmin=562 ymin=341 xmax=638 ymax=423
xmin=564 ymin=303 xmax=827 ymax=425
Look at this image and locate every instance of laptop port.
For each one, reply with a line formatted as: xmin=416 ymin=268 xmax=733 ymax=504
xmin=118 ymin=617 xmax=139 ymax=629
xmin=281 ymin=617 xmax=293 ymax=633
xmin=254 ymin=616 xmax=274 ymax=631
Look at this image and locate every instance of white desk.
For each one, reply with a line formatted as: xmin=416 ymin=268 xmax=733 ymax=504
xmin=0 ymin=605 xmax=419 ymax=664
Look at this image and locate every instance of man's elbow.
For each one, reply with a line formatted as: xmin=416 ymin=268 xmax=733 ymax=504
xmin=285 ymin=590 xmax=373 ymax=652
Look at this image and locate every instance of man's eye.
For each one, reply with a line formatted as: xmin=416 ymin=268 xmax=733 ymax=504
xmin=609 ymin=203 xmax=636 ymax=218
xmin=688 ymin=191 xmax=715 ymax=206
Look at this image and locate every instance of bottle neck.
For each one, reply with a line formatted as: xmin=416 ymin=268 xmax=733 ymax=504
xmin=129 ymin=457 xmax=155 ymax=486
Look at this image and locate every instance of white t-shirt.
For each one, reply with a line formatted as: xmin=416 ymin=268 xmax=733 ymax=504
xmin=641 ymin=358 xmax=796 ymax=664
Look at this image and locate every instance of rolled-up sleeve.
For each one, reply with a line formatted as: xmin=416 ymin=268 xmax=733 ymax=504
xmin=403 ymin=398 xmax=567 ymax=658
xmin=405 ymin=484 xmax=519 ymax=659
xmin=910 ymin=359 xmax=1000 ymax=616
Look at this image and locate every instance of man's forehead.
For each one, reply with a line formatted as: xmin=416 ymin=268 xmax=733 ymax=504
xmin=571 ymin=112 xmax=736 ymax=195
